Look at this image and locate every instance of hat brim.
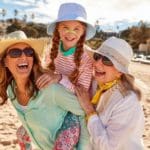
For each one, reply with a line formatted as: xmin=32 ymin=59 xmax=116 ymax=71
xmin=0 ymin=38 xmax=47 ymax=57
xmin=86 ymin=48 xmax=129 ymax=74
xmin=47 ymin=19 xmax=96 ymax=40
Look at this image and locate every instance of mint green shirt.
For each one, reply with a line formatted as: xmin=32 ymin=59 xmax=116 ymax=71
xmin=7 ymin=83 xmax=90 ymax=150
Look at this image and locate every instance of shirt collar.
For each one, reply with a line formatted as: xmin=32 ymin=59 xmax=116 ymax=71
xmin=59 ymin=41 xmax=76 ymax=56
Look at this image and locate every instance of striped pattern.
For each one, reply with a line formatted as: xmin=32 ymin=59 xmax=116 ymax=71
xmin=54 ymin=48 xmax=93 ymax=93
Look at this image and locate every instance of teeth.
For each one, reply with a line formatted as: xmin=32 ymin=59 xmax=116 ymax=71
xmin=95 ymin=69 xmax=103 ymax=73
xmin=65 ymin=37 xmax=75 ymax=41
xmin=18 ymin=63 xmax=28 ymax=67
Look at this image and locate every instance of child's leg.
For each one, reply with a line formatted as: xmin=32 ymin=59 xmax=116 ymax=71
xmin=16 ymin=125 xmax=32 ymax=150
xmin=54 ymin=112 xmax=80 ymax=150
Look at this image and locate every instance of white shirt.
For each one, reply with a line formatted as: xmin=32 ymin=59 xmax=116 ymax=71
xmin=87 ymin=86 xmax=145 ymax=150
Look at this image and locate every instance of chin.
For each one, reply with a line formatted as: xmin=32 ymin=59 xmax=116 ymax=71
xmin=96 ymin=77 xmax=106 ymax=84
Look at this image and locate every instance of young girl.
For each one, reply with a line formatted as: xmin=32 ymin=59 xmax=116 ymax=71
xmin=17 ymin=2 xmax=96 ymax=150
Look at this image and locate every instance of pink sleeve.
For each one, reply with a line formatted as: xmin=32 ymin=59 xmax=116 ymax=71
xmin=77 ymin=53 xmax=93 ymax=90
xmin=59 ymin=74 xmax=76 ymax=93
xmin=59 ymin=52 xmax=93 ymax=93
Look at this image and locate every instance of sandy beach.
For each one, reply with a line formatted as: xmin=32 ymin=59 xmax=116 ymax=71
xmin=0 ymin=61 xmax=150 ymax=150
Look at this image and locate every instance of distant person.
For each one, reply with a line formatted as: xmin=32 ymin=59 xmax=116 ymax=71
xmin=0 ymin=30 xmax=90 ymax=150
xmin=75 ymin=37 xmax=145 ymax=150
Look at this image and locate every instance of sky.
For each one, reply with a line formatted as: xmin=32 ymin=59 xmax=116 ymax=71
xmin=0 ymin=0 xmax=150 ymax=32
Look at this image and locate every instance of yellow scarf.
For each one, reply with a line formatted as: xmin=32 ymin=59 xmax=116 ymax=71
xmin=91 ymin=79 xmax=119 ymax=105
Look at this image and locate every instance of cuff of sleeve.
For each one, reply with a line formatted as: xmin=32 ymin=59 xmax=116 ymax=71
xmin=87 ymin=113 xmax=99 ymax=123
xmin=59 ymin=74 xmax=69 ymax=86
xmin=59 ymin=75 xmax=75 ymax=93
xmin=86 ymin=112 xmax=97 ymax=122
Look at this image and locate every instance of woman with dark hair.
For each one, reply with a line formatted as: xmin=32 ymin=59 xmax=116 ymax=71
xmin=0 ymin=30 xmax=90 ymax=150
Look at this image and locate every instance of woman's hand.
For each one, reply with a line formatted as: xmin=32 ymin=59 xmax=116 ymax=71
xmin=36 ymin=73 xmax=61 ymax=89
xmin=75 ymin=85 xmax=95 ymax=115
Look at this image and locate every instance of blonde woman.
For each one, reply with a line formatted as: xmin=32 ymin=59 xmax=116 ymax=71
xmin=75 ymin=37 xmax=145 ymax=150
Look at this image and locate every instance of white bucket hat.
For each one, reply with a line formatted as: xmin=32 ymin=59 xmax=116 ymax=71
xmin=47 ymin=2 xmax=96 ymax=40
xmin=0 ymin=30 xmax=46 ymax=57
xmin=88 ymin=36 xmax=133 ymax=74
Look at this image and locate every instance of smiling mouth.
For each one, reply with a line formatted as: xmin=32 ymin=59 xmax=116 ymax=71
xmin=17 ymin=63 xmax=28 ymax=69
xmin=95 ymin=69 xmax=106 ymax=76
xmin=65 ymin=37 xmax=76 ymax=41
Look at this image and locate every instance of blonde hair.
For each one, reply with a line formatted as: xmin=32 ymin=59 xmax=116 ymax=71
xmin=119 ymin=74 xmax=142 ymax=100
xmin=48 ymin=22 xmax=86 ymax=85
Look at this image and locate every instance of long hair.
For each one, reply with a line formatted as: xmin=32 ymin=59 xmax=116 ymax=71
xmin=48 ymin=22 xmax=86 ymax=85
xmin=0 ymin=50 xmax=47 ymax=105
xmin=48 ymin=25 xmax=60 ymax=71
xmin=119 ymin=74 xmax=142 ymax=100
xmin=97 ymin=73 xmax=142 ymax=114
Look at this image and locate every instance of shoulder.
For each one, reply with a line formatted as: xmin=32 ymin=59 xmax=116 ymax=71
xmin=99 ymin=89 xmax=144 ymax=123
xmin=80 ymin=45 xmax=93 ymax=63
xmin=100 ymin=85 xmax=142 ymax=111
xmin=109 ymin=89 xmax=143 ymax=112
xmin=40 ymin=83 xmax=60 ymax=94
xmin=41 ymin=83 xmax=74 ymax=95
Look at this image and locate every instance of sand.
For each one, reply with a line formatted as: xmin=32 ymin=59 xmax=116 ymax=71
xmin=129 ymin=62 xmax=150 ymax=150
xmin=0 ymin=61 xmax=150 ymax=150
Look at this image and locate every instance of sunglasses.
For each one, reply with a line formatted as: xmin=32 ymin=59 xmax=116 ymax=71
xmin=93 ymin=53 xmax=113 ymax=66
xmin=7 ymin=47 xmax=34 ymax=58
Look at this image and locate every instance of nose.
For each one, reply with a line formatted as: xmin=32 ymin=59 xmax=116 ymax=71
xmin=65 ymin=29 xmax=77 ymax=36
xmin=19 ymin=52 xmax=27 ymax=58
xmin=94 ymin=58 xmax=103 ymax=67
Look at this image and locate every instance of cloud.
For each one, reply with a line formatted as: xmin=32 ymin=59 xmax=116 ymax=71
xmin=1 ymin=0 xmax=149 ymax=25
xmin=113 ymin=0 xmax=141 ymax=11
xmin=3 ymin=0 xmax=33 ymax=6
xmin=92 ymin=0 xmax=150 ymax=24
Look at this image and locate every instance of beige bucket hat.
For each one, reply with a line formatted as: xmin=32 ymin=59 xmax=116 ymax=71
xmin=0 ymin=30 xmax=47 ymax=57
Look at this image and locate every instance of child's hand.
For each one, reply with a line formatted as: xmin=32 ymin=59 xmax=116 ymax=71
xmin=75 ymin=85 xmax=95 ymax=115
xmin=75 ymin=85 xmax=90 ymax=102
xmin=36 ymin=73 xmax=61 ymax=89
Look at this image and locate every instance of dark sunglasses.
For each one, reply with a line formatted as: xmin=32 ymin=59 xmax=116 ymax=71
xmin=7 ymin=47 xmax=34 ymax=58
xmin=93 ymin=53 xmax=113 ymax=66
